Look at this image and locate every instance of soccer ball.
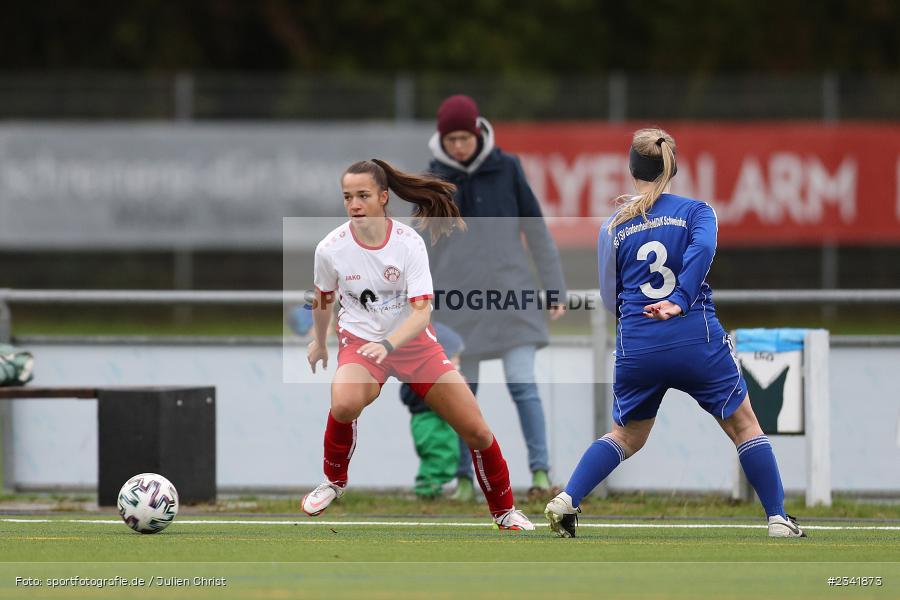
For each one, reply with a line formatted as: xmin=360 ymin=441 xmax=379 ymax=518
xmin=117 ymin=473 xmax=179 ymax=534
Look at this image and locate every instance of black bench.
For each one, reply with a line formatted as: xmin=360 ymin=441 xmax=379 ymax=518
xmin=0 ymin=386 xmax=216 ymax=506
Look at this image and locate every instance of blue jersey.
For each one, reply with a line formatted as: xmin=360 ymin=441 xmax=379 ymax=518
xmin=598 ymin=193 xmax=725 ymax=356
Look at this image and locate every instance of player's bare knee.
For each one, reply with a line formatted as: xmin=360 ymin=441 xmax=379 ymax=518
xmin=330 ymin=395 xmax=366 ymax=422
xmin=619 ymin=437 xmax=644 ymax=458
xmin=329 ymin=404 xmax=358 ymax=423
xmin=462 ymin=427 xmax=493 ymax=450
xmin=723 ymin=405 xmax=763 ymax=445
xmin=729 ymin=421 xmax=763 ymax=446
xmin=608 ymin=430 xmax=646 ymax=458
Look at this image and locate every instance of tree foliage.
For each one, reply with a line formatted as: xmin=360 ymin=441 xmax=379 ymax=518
xmin=3 ymin=0 xmax=898 ymax=73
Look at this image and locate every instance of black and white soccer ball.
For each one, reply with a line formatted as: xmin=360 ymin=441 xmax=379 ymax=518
xmin=117 ymin=473 xmax=179 ymax=534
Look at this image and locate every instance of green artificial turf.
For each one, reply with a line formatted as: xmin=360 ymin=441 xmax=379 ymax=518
xmin=1 ymin=516 xmax=898 ymax=599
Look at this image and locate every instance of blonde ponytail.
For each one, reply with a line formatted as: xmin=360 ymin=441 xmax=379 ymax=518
xmin=608 ymin=128 xmax=677 ymax=232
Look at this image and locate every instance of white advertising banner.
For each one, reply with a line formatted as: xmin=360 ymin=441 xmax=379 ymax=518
xmin=0 ymin=124 xmax=433 ymax=250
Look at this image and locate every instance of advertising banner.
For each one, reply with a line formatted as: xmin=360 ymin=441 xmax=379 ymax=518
xmin=498 ymin=122 xmax=900 ymax=246
xmin=0 ymin=124 xmax=431 ymax=249
xmin=1 ymin=123 xmax=898 ymax=249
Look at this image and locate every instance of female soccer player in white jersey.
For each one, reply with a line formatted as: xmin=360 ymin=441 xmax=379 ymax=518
xmin=302 ymin=159 xmax=534 ymax=530
xmin=544 ymin=128 xmax=805 ymax=539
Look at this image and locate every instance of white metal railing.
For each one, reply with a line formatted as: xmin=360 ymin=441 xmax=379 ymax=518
xmin=3 ymin=287 xmax=900 ymax=342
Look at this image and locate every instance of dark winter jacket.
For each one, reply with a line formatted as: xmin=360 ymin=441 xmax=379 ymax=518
xmin=426 ymin=118 xmax=567 ymax=358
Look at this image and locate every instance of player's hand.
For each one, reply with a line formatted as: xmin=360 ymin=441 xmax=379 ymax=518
xmin=548 ymin=304 xmax=567 ymax=321
xmin=307 ymin=339 xmax=328 ymax=373
xmin=642 ymin=300 xmax=683 ymax=320
xmin=357 ymin=341 xmax=389 ymax=364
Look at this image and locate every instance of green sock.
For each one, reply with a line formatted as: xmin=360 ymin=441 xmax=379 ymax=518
xmin=531 ymin=469 xmax=551 ymax=489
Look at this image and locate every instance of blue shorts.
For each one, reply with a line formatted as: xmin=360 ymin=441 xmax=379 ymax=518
xmin=612 ymin=335 xmax=747 ymax=426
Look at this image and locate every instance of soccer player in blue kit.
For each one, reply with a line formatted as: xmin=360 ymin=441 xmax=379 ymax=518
xmin=544 ymin=128 xmax=805 ymax=539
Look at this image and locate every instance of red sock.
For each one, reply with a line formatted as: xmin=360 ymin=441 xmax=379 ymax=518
xmin=323 ymin=411 xmax=356 ymax=487
xmin=470 ymin=436 xmax=514 ymax=517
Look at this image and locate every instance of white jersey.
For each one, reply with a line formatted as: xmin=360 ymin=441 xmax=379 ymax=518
xmin=313 ymin=218 xmax=433 ymax=341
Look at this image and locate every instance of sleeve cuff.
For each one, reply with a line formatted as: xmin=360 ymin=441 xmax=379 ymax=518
xmin=409 ymin=294 xmax=434 ymax=303
xmin=668 ymin=292 xmax=690 ymax=316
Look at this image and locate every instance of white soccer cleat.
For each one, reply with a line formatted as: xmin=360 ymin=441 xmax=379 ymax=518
xmin=494 ymin=508 xmax=535 ymax=531
xmin=768 ymin=514 xmax=806 ymax=538
xmin=301 ymin=481 xmax=344 ymax=517
xmin=544 ymin=492 xmax=581 ymax=538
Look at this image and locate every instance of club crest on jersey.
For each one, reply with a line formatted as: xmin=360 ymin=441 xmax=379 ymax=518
xmin=383 ymin=266 xmax=401 ymax=283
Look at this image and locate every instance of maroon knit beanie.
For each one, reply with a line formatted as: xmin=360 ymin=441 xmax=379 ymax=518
xmin=437 ymin=94 xmax=480 ymax=137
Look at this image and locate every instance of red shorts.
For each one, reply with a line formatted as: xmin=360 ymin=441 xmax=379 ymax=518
xmin=336 ymin=325 xmax=457 ymax=398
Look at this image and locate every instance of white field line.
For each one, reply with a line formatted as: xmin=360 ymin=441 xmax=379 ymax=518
xmin=2 ymin=518 xmax=899 ymax=531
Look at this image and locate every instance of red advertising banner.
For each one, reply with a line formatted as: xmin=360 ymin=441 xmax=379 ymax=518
xmin=494 ymin=122 xmax=900 ymax=247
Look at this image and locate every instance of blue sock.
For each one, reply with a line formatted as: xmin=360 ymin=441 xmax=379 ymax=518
xmin=737 ymin=435 xmax=785 ymax=518
xmin=564 ymin=435 xmax=626 ymax=507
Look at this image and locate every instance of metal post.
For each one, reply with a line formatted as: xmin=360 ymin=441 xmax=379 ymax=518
xmin=0 ymin=298 xmax=12 ymax=492
xmin=173 ymin=247 xmax=194 ymax=326
xmin=174 ymin=72 xmax=195 ymax=122
xmin=608 ymin=72 xmax=626 ymax=123
xmin=821 ymin=241 xmax=838 ymax=321
xmin=0 ymin=399 xmax=11 ymax=494
xmin=0 ymin=300 xmax=10 ymax=343
xmin=590 ymin=302 xmax=611 ymax=498
xmin=394 ymin=73 xmax=415 ymax=122
xmin=732 ymin=459 xmax=754 ymax=502
xmin=804 ymin=329 xmax=832 ymax=507
xmin=822 ymin=72 xmax=839 ymax=123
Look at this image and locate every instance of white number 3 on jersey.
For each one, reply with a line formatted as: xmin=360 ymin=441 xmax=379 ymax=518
xmin=636 ymin=241 xmax=676 ymax=299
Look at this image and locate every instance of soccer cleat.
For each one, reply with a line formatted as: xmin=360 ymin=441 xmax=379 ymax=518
xmin=494 ymin=508 xmax=535 ymax=531
xmin=301 ymin=481 xmax=344 ymax=516
xmin=767 ymin=513 xmax=806 ymax=538
xmin=544 ymin=492 xmax=581 ymax=538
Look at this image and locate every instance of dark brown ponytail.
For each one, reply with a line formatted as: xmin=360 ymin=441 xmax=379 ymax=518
xmin=344 ymin=159 xmax=466 ymax=243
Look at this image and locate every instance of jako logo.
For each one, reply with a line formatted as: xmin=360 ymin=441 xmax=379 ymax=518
xmin=345 ymin=274 xmax=361 ymax=281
